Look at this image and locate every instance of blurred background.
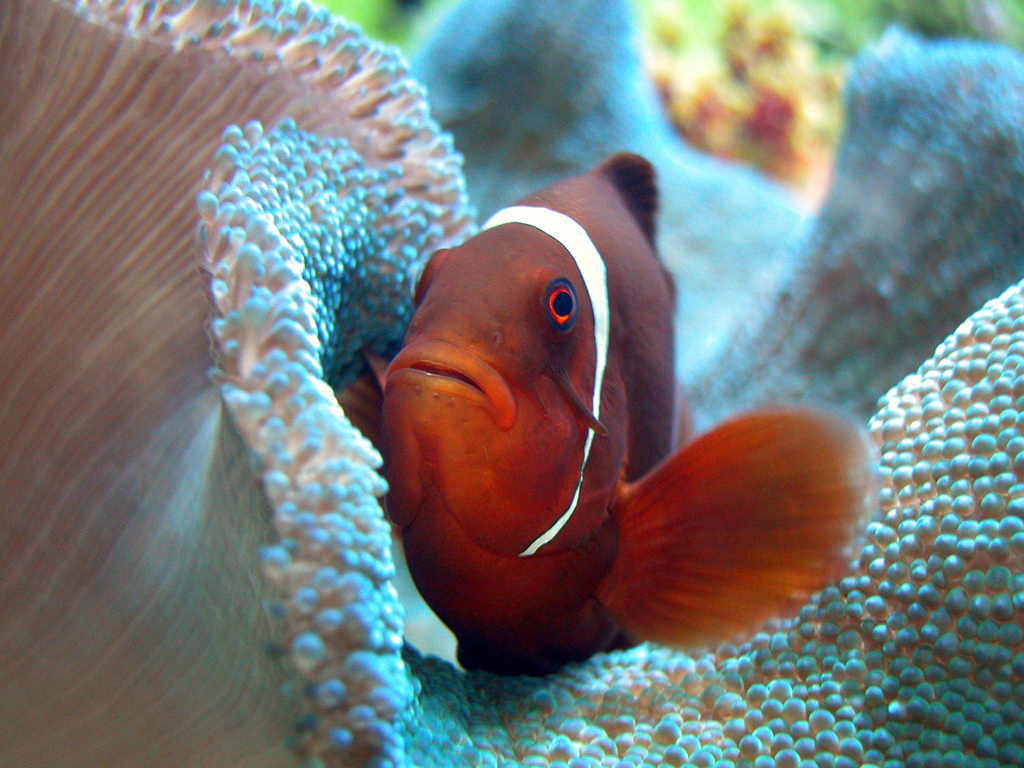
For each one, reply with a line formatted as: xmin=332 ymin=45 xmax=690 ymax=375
xmin=323 ymin=0 xmax=1024 ymax=205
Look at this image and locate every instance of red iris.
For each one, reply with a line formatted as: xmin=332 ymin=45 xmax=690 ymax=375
xmin=545 ymin=278 xmax=577 ymax=331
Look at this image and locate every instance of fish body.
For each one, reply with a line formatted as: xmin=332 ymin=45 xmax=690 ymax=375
xmin=382 ymin=154 xmax=870 ymax=674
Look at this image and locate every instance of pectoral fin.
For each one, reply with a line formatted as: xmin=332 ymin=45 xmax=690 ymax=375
xmin=364 ymin=349 xmax=391 ymax=392
xmin=333 ymin=349 xmax=392 ymax=452
xmin=552 ymin=366 xmax=608 ymax=436
xmin=596 ymin=409 xmax=874 ymax=648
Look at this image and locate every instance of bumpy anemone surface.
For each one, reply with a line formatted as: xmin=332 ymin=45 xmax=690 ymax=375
xmin=86 ymin=3 xmax=476 ymax=765
xmin=202 ymin=120 xmax=453 ymax=387
xmin=199 ymin=119 xmax=424 ymax=763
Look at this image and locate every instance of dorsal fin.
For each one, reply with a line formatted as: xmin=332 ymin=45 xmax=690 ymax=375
xmin=596 ymin=153 xmax=658 ymax=247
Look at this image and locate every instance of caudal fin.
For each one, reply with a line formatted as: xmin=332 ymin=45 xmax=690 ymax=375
xmin=597 ymin=409 xmax=874 ymax=648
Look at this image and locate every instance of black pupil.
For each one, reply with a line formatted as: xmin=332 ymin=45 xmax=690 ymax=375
xmin=552 ymin=290 xmax=574 ymax=319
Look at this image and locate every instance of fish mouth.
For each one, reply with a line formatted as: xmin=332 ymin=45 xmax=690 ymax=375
xmin=406 ymin=360 xmax=484 ymax=393
xmin=385 ymin=339 xmax=517 ymax=430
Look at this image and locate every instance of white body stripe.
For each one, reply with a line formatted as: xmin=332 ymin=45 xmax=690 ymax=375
xmin=481 ymin=205 xmax=610 ymax=557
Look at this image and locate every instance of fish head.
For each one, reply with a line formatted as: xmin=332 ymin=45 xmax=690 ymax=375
xmin=382 ymin=222 xmax=608 ymax=558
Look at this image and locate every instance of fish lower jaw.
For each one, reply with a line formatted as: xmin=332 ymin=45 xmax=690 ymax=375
xmin=385 ymin=366 xmax=489 ymax=408
xmin=385 ymin=366 xmax=516 ymax=430
xmin=407 ymin=361 xmax=487 ymax=394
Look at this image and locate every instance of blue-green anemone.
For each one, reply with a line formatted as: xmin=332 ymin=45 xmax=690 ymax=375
xmin=199 ymin=116 xmax=472 ymax=763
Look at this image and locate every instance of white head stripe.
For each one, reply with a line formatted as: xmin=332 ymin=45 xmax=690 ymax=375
xmin=481 ymin=205 xmax=610 ymax=557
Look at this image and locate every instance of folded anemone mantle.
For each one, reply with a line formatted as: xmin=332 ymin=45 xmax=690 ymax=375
xmin=0 ymin=0 xmax=471 ymax=766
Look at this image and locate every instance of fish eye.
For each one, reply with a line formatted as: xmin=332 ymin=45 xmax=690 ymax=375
xmin=545 ymin=278 xmax=578 ymax=332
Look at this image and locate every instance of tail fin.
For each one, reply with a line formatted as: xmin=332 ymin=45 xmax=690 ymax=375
xmin=597 ymin=409 xmax=874 ymax=648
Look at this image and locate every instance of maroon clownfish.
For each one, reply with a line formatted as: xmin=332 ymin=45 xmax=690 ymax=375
xmin=380 ymin=154 xmax=872 ymax=675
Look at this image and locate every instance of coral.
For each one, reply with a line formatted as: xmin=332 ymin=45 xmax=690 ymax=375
xmin=412 ymin=0 xmax=802 ymax=376
xmin=0 ymin=0 xmax=469 ymax=766
xmin=646 ymin=0 xmax=844 ymax=197
xmin=689 ymin=30 xmax=1024 ymax=434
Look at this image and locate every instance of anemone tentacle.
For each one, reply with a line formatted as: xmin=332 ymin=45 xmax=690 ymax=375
xmin=199 ymin=118 xmax=445 ymax=763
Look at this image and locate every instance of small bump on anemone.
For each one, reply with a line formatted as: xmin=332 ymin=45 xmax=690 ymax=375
xmin=403 ymin=279 xmax=1024 ymax=767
